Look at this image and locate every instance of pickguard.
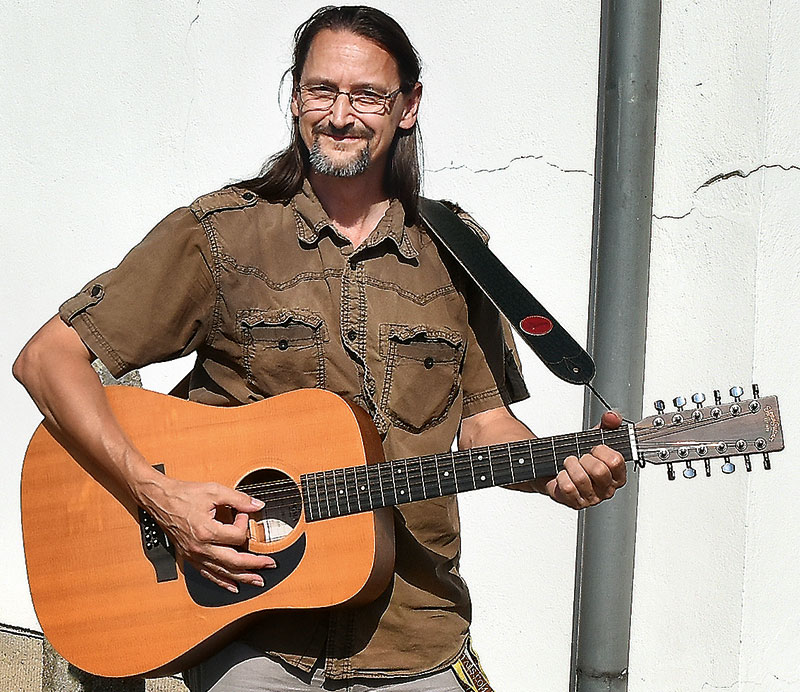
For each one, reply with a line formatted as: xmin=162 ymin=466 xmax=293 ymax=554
xmin=184 ymin=533 xmax=306 ymax=607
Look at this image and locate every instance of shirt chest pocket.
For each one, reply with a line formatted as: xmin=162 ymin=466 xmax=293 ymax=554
xmin=379 ymin=324 xmax=464 ymax=433
xmin=238 ymin=309 xmax=328 ymax=395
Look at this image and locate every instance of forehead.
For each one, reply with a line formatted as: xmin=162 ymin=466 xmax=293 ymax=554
xmin=301 ymin=29 xmax=400 ymax=88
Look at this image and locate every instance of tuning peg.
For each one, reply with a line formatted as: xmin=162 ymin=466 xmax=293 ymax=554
xmin=673 ymin=396 xmax=686 ymax=411
xmin=763 ymin=452 xmax=772 ymax=471
xmin=744 ymin=454 xmax=752 ymax=472
xmin=752 ymin=383 xmax=760 ymax=399
xmin=713 ymin=389 xmax=722 ymax=405
xmin=721 ymin=459 xmax=735 ymax=474
xmin=730 ymin=386 xmax=744 ymax=402
xmin=682 ymin=462 xmax=697 ymax=479
xmin=666 ymin=462 xmax=675 ymax=481
xmin=704 ymin=459 xmax=712 ymax=477
xmin=654 ymin=400 xmax=665 ymax=414
xmin=691 ymin=393 xmax=706 ymax=407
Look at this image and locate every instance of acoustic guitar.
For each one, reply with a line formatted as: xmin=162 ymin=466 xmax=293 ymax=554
xmin=21 ymin=385 xmax=783 ymax=677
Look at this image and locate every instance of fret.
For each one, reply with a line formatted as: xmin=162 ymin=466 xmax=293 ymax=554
xmin=354 ymin=465 xmax=370 ymax=510
xmin=420 ymin=454 xmax=440 ymax=499
xmin=432 ymin=454 xmax=443 ymax=497
xmin=324 ymin=470 xmax=339 ymax=517
xmin=574 ymin=433 xmax=582 ymax=458
xmin=437 ymin=453 xmax=457 ymax=496
xmin=452 ymin=451 xmax=474 ymax=492
xmin=366 ymin=463 xmax=383 ymax=509
xmin=344 ymin=466 xmax=360 ymax=513
xmin=490 ymin=444 xmax=515 ymax=486
xmin=406 ymin=456 xmax=425 ymax=502
xmin=301 ymin=475 xmax=315 ymax=522
xmin=378 ymin=461 xmax=397 ymax=506
xmin=391 ymin=459 xmax=411 ymax=504
xmin=471 ymin=447 xmax=493 ymax=489
xmin=333 ymin=468 xmax=348 ymax=515
xmin=313 ymin=473 xmax=325 ymax=519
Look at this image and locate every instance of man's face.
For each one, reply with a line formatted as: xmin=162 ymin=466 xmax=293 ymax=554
xmin=291 ymin=29 xmax=420 ymax=179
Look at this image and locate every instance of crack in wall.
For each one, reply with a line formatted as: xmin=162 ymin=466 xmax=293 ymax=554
xmin=695 ymin=163 xmax=800 ymax=192
xmin=655 ymin=163 xmax=800 ymax=220
xmin=427 ymin=153 xmax=591 ymax=177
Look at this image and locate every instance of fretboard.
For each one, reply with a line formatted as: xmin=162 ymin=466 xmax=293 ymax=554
xmin=301 ymin=426 xmax=634 ymax=522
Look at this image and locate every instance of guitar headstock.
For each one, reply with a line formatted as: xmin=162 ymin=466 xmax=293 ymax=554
xmin=635 ymin=385 xmax=784 ymax=480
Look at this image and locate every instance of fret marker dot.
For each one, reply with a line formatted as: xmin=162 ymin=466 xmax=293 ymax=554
xmin=518 ymin=459 xmax=524 ymax=464
xmin=360 ymin=485 xmax=366 ymax=490
xmin=400 ymin=490 xmax=405 ymax=495
xmin=478 ymin=455 xmax=483 ymax=461
xmin=339 ymin=490 xmax=344 ymax=495
xmin=444 ymin=471 xmax=450 ymax=477
xmin=480 ymin=475 xmax=486 ymax=481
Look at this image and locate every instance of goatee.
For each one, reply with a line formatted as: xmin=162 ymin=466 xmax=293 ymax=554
xmin=309 ymin=136 xmax=372 ymax=178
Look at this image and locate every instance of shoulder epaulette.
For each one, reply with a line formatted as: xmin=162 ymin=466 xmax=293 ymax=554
xmin=436 ymin=199 xmax=491 ymax=244
xmin=189 ymin=186 xmax=260 ymax=221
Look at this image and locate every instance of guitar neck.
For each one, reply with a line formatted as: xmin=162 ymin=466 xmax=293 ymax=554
xmin=301 ymin=426 xmax=635 ymax=521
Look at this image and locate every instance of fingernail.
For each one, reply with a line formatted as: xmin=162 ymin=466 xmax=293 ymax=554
xmin=251 ymin=498 xmax=265 ymax=509
xmin=226 ymin=584 xmax=239 ymax=594
xmin=253 ymin=577 xmax=264 ymax=587
xmin=267 ymin=560 xmax=277 ymax=569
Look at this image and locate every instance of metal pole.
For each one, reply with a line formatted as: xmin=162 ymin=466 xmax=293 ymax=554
xmin=569 ymin=0 xmax=661 ymax=690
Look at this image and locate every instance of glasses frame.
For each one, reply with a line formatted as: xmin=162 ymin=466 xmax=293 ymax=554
xmin=297 ymin=84 xmax=403 ymax=115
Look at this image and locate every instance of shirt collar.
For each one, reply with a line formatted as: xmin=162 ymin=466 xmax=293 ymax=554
xmin=291 ymin=180 xmax=419 ymax=259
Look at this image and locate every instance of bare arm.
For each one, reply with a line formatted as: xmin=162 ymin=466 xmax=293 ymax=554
xmin=458 ymin=406 xmax=626 ymax=509
xmin=13 ymin=315 xmax=274 ymax=592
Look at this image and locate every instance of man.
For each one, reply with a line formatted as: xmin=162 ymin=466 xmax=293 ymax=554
xmin=14 ymin=6 xmax=625 ymax=691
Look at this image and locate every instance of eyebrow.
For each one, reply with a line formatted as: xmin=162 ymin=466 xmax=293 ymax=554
xmin=303 ymin=77 xmax=393 ymax=92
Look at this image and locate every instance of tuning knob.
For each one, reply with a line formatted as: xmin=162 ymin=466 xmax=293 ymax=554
xmin=713 ymin=389 xmax=722 ymax=406
xmin=654 ymin=400 xmax=665 ymax=414
xmin=752 ymin=383 xmax=760 ymax=399
xmin=682 ymin=462 xmax=697 ymax=479
xmin=721 ymin=460 xmax=735 ymax=474
xmin=730 ymin=386 xmax=744 ymax=402
xmin=691 ymin=393 xmax=706 ymax=408
xmin=666 ymin=463 xmax=675 ymax=481
xmin=673 ymin=396 xmax=686 ymax=411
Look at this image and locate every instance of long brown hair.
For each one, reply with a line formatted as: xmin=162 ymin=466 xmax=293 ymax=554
xmin=239 ymin=6 xmax=423 ymax=223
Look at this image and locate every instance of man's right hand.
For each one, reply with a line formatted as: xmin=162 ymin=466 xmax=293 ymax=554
xmin=14 ymin=316 xmax=275 ymax=594
xmin=135 ymin=473 xmax=276 ymax=593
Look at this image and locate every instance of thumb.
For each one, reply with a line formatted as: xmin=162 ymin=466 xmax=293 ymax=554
xmin=599 ymin=410 xmax=623 ymax=430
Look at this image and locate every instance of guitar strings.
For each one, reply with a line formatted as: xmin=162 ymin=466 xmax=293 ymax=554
xmin=234 ymin=411 xmax=757 ymax=515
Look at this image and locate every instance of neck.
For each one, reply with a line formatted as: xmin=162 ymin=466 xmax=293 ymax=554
xmin=309 ymin=168 xmax=390 ymax=247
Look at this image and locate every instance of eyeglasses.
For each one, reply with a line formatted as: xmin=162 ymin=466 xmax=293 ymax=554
xmin=297 ymin=84 xmax=403 ymax=115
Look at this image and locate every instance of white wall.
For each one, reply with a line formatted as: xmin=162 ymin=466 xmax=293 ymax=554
xmin=2 ymin=2 xmax=798 ymax=691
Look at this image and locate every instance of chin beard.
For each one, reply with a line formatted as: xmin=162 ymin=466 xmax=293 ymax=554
xmin=308 ymin=136 xmax=372 ymax=178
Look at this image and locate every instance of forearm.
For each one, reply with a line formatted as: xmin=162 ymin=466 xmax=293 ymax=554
xmin=458 ymin=407 xmax=546 ymax=494
xmin=13 ymin=315 xmax=163 ymax=504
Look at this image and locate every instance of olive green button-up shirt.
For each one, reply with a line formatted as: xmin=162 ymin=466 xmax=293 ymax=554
xmin=59 ymin=182 xmax=528 ymax=679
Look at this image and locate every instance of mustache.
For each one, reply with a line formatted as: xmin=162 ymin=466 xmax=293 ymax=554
xmin=312 ymin=121 xmax=375 ymax=140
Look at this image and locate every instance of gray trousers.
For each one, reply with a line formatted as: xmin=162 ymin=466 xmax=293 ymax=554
xmin=183 ymin=641 xmax=466 ymax=692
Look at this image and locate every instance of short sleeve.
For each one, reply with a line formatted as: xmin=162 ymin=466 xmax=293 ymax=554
xmin=59 ymin=206 xmax=216 ymax=378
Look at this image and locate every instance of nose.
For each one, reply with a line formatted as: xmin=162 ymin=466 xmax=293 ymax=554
xmin=329 ymin=92 xmax=354 ymax=127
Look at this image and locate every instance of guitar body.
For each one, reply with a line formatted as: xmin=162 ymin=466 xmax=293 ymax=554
xmin=21 ymin=387 xmax=394 ymax=678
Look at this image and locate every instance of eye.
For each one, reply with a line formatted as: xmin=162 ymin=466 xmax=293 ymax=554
xmin=351 ymin=90 xmax=384 ymax=106
xmin=305 ymin=85 xmax=336 ymax=98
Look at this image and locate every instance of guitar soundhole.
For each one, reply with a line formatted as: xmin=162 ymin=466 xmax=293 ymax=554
xmin=237 ymin=469 xmax=302 ymax=544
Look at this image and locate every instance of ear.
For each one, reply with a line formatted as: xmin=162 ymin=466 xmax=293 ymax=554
xmin=398 ymin=82 xmax=422 ymax=130
xmin=291 ymin=82 xmax=301 ymax=118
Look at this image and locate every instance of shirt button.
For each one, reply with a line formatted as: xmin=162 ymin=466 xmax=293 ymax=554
xmin=347 ymin=330 xmax=358 ymax=342
xmin=424 ymin=357 xmax=435 ymax=369
xmin=278 ymin=339 xmax=289 ymax=350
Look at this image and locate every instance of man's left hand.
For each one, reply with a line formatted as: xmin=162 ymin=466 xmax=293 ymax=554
xmin=542 ymin=411 xmax=627 ymax=509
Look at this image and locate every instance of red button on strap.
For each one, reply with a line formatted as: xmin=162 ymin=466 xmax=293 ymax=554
xmin=520 ymin=315 xmax=553 ymax=336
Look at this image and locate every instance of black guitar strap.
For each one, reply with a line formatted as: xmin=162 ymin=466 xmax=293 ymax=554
xmin=418 ymin=198 xmax=609 ymax=406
